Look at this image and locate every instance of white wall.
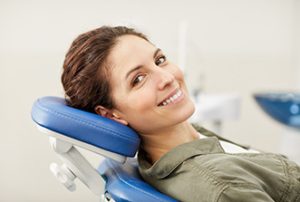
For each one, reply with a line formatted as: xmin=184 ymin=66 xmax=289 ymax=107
xmin=0 ymin=0 xmax=299 ymax=201
xmin=295 ymin=0 xmax=300 ymax=87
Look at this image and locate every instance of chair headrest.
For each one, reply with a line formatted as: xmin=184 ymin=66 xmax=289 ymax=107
xmin=31 ymin=96 xmax=140 ymax=157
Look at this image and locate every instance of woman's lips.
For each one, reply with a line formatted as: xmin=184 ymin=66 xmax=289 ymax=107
xmin=158 ymin=88 xmax=184 ymax=107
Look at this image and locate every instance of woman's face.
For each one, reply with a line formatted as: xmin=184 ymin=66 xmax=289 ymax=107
xmin=106 ymin=35 xmax=195 ymax=134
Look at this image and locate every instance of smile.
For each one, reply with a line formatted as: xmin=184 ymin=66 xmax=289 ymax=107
xmin=158 ymin=89 xmax=184 ymax=107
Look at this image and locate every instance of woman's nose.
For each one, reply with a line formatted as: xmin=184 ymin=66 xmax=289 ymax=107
xmin=156 ymin=69 xmax=175 ymax=90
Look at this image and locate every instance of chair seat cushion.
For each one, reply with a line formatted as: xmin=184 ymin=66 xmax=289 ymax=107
xmin=98 ymin=158 xmax=178 ymax=202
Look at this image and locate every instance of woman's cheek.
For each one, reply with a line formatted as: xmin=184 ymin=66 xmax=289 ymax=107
xmin=131 ymin=89 xmax=155 ymax=110
xmin=174 ymin=66 xmax=184 ymax=80
xmin=141 ymin=94 xmax=155 ymax=109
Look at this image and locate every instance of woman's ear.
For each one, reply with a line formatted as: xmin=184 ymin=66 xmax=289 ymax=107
xmin=94 ymin=105 xmax=128 ymax=126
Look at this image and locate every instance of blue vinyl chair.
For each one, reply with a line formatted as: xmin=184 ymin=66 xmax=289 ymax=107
xmin=31 ymin=96 xmax=178 ymax=202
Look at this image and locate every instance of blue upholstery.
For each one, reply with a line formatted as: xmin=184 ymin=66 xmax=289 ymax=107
xmin=31 ymin=96 xmax=140 ymax=157
xmin=98 ymin=158 xmax=178 ymax=202
xmin=31 ymin=96 xmax=178 ymax=201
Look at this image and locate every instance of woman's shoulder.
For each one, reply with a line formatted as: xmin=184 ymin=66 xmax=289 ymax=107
xmin=191 ymin=152 xmax=292 ymax=190
xmin=138 ymin=143 xmax=298 ymax=201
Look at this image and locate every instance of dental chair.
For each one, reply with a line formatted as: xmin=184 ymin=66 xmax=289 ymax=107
xmin=31 ymin=96 xmax=178 ymax=202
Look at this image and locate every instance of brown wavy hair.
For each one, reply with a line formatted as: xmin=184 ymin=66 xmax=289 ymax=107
xmin=61 ymin=26 xmax=148 ymax=112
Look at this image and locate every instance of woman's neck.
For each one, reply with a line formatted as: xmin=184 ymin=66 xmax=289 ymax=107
xmin=139 ymin=121 xmax=199 ymax=164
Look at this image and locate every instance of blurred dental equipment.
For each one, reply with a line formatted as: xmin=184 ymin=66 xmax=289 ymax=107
xmin=254 ymin=92 xmax=300 ymax=164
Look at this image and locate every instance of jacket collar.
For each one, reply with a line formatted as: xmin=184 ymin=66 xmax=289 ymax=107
xmin=138 ymin=137 xmax=224 ymax=179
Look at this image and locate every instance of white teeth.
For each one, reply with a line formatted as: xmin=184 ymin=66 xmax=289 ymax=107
xmin=159 ymin=89 xmax=183 ymax=106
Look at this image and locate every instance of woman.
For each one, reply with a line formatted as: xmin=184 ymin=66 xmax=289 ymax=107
xmin=61 ymin=26 xmax=300 ymax=202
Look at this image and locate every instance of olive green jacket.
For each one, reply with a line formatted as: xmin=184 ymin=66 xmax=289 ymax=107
xmin=138 ymin=126 xmax=300 ymax=202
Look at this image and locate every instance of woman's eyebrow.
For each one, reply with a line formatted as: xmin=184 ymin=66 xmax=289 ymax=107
xmin=125 ymin=48 xmax=161 ymax=80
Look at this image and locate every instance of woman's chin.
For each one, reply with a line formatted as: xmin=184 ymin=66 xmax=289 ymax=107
xmin=173 ymin=100 xmax=195 ymax=123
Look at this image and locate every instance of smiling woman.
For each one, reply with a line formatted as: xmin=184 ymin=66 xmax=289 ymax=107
xmin=100 ymin=34 xmax=196 ymax=138
xmin=61 ymin=26 xmax=300 ymax=202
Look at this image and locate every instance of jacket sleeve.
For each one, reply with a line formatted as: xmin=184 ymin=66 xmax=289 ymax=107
xmin=218 ymin=184 xmax=275 ymax=202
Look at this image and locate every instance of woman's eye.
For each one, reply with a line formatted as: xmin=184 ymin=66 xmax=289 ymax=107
xmin=155 ymin=55 xmax=166 ymax=66
xmin=132 ymin=74 xmax=145 ymax=86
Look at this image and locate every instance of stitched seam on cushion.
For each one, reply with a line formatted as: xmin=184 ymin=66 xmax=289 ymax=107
xmin=37 ymin=100 xmax=137 ymax=144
